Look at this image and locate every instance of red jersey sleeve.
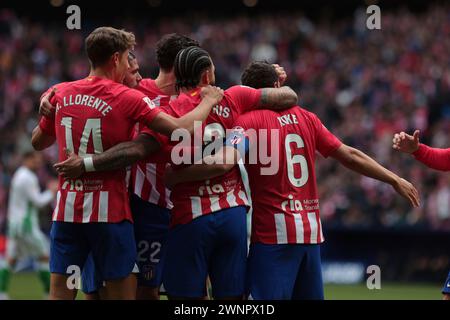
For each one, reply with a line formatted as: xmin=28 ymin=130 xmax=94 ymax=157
xmin=226 ymin=85 xmax=262 ymax=113
xmin=412 ymin=143 xmax=450 ymax=171
xmin=40 ymin=87 xmax=53 ymax=101
xmin=121 ymin=88 xmax=162 ymax=126
xmin=39 ymin=116 xmax=55 ymax=137
xmin=310 ymin=112 xmax=342 ymax=157
xmin=138 ymin=104 xmax=172 ymax=146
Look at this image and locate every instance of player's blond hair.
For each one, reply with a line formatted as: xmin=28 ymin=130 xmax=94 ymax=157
xmin=85 ymin=26 xmax=136 ymax=68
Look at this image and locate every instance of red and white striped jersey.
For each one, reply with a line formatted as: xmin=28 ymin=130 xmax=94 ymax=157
xmin=132 ymin=78 xmax=175 ymax=209
xmin=39 ymin=76 xmax=161 ymax=223
xmin=234 ymin=106 xmax=342 ymax=244
xmin=161 ymin=85 xmax=262 ymax=227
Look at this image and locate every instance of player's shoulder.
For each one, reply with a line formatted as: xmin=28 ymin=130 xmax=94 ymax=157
xmin=225 ymin=85 xmax=254 ymax=96
xmin=114 ymin=84 xmax=147 ymax=101
xmin=138 ymin=78 xmax=156 ymax=90
xmin=49 ymin=80 xmax=74 ymax=92
xmin=136 ymin=78 xmax=161 ymax=97
xmin=295 ymin=106 xmax=320 ymax=122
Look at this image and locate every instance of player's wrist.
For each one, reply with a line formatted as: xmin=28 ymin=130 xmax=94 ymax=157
xmin=411 ymin=143 xmax=421 ymax=155
xmin=83 ymin=156 xmax=96 ymax=172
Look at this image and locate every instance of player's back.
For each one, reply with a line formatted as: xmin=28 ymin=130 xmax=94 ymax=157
xmin=41 ymin=76 xmax=160 ymax=223
xmin=164 ymin=85 xmax=261 ymax=226
xmin=235 ymin=106 xmax=342 ymax=245
xmin=132 ymin=78 xmax=175 ymax=209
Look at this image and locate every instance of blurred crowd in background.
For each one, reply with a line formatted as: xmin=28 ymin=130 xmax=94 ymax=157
xmin=0 ymin=3 xmax=449 ymax=233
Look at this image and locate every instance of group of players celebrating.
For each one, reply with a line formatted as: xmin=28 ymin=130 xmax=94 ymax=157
xmin=4 ymin=25 xmax=446 ymax=300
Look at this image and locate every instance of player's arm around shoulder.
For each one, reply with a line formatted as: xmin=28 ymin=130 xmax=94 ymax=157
xmin=258 ymin=86 xmax=298 ymax=110
xmin=54 ymin=133 xmax=160 ymax=179
xmin=252 ymin=63 xmax=297 ymax=110
xmin=165 ymin=127 xmax=249 ymax=189
xmin=164 ymin=146 xmax=238 ymax=189
xmin=148 ymin=85 xmax=224 ymax=136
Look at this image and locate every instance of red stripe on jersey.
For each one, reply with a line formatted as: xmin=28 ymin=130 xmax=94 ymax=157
xmin=316 ymin=212 xmax=323 ymax=243
xmin=218 ymin=193 xmax=230 ymax=211
xmin=141 ymin=164 xmax=153 ymax=202
xmin=90 ymin=192 xmax=99 ymax=223
xmin=73 ymin=193 xmax=84 ymax=223
xmin=155 ymin=163 xmax=168 ymax=208
xmin=285 ymin=214 xmax=297 ymax=244
xmin=235 ymin=188 xmax=248 ymax=207
xmin=54 ymin=191 xmax=66 ymax=222
xmin=301 ymin=213 xmax=312 ymax=244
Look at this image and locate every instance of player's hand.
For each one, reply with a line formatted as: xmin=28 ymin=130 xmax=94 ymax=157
xmin=53 ymin=148 xmax=85 ymax=179
xmin=391 ymin=177 xmax=420 ymax=208
xmin=272 ymin=64 xmax=287 ymax=86
xmin=163 ymin=165 xmax=178 ymax=190
xmin=392 ymin=130 xmax=420 ymax=154
xmin=200 ymin=85 xmax=224 ymax=105
xmin=39 ymin=87 xmax=57 ymax=118
xmin=46 ymin=179 xmax=59 ymax=194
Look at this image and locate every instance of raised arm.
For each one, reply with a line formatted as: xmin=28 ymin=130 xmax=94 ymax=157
xmin=54 ymin=134 xmax=160 ymax=179
xmin=330 ymin=144 xmax=420 ymax=207
xmin=393 ymin=130 xmax=450 ymax=171
xmin=413 ymin=144 xmax=450 ymax=171
xmin=148 ymin=85 xmax=224 ymax=137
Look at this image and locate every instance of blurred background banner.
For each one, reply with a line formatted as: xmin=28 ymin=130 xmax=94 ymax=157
xmin=0 ymin=0 xmax=449 ymax=295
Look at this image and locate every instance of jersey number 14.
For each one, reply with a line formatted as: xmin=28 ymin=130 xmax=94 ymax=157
xmin=61 ymin=117 xmax=103 ymax=156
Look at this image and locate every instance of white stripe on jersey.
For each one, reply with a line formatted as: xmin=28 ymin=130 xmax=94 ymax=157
xmin=82 ymin=193 xmax=93 ymax=223
xmin=210 ymin=195 xmax=221 ymax=212
xmin=308 ymin=212 xmax=318 ymax=243
xmin=293 ymin=213 xmax=304 ymax=243
xmin=64 ymin=192 xmax=76 ymax=222
xmin=53 ymin=191 xmax=61 ymax=221
xmin=318 ymin=218 xmax=324 ymax=242
xmin=165 ymin=188 xmax=173 ymax=209
xmin=238 ymin=190 xmax=249 ymax=206
xmin=146 ymin=163 xmax=160 ymax=204
xmin=226 ymin=190 xmax=238 ymax=207
xmin=134 ymin=166 xmax=145 ymax=198
xmin=274 ymin=213 xmax=288 ymax=244
xmin=190 ymin=196 xmax=202 ymax=219
xmin=98 ymin=191 xmax=109 ymax=222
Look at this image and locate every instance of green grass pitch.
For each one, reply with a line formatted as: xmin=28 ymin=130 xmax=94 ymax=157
xmin=5 ymin=272 xmax=443 ymax=300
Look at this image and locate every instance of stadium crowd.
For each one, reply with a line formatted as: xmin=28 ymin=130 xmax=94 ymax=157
xmin=0 ymin=4 xmax=449 ymax=232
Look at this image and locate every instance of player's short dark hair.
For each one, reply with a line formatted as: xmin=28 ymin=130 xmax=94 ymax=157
xmin=156 ymin=33 xmax=200 ymax=72
xmin=174 ymin=46 xmax=212 ymax=91
xmin=85 ymin=27 xmax=136 ymax=68
xmin=241 ymin=61 xmax=278 ymax=89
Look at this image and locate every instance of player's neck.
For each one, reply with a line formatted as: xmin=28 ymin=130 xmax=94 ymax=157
xmin=180 ymin=82 xmax=207 ymax=94
xmin=89 ymin=68 xmax=119 ymax=83
xmin=155 ymin=71 xmax=176 ymax=96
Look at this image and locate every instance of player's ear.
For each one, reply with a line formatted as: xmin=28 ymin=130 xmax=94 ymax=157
xmin=202 ymin=69 xmax=211 ymax=85
xmin=112 ymin=52 xmax=120 ymax=67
